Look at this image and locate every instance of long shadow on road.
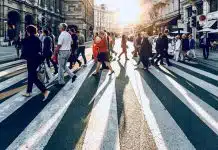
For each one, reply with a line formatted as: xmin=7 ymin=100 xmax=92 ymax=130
xmin=44 ymin=65 xmax=103 ymax=150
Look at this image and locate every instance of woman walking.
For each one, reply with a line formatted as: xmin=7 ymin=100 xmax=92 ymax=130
xmin=21 ymin=25 xmax=50 ymax=100
xmin=92 ymin=31 xmax=114 ymax=76
xmin=181 ymin=34 xmax=190 ymax=61
xmin=118 ymin=35 xmax=129 ymax=60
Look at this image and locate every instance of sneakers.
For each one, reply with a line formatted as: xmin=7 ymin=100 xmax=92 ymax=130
xmin=43 ymin=91 xmax=50 ymax=101
xmin=72 ymin=75 xmax=77 ymax=83
xmin=92 ymin=72 xmax=99 ymax=76
xmin=22 ymin=93 xmax=32 ymax=97
xmin=109 ymin=71 xmax=115 ymax=75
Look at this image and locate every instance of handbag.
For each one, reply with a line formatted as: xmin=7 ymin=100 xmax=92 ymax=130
xmin=51 ymin=54 xmax=58 ymax=64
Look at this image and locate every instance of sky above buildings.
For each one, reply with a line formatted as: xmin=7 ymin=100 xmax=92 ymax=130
xmin=95 ymin=0 xmax=141 ymax=26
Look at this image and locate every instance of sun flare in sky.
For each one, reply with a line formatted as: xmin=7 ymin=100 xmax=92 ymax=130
xmin=95 ymin=0 xmax=141 ymax=26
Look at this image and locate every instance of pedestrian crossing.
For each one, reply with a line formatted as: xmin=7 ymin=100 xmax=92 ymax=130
xmin=0 ymin=55 xmax=218 ymax=149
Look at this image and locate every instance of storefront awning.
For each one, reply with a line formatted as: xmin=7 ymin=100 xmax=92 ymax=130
xmin=155 ymin=15 xmax=179 ymax=26
xmin=203 ymin=20 xmax=217 ymax=28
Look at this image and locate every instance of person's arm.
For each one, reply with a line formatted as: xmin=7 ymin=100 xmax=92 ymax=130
xmin=54 ymin=35 xmax=63 ymax=55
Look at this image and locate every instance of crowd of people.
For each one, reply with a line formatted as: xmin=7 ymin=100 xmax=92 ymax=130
xmin=20 ymin=23 xmax=86 ymax=100
xmin=12 ymin=22 xmax=212 ymax=101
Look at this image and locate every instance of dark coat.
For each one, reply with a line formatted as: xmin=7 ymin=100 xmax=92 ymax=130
xmin=71 ymin=34 xmax=78 ymax=51
xmin=140 ymin=37 xmax=152 ymax=57
xmin=161 ymin=34 xmax=168 ymax=51
xmin=43 ymin=36 xmax=52 ymax=57
xmin=21 ymin=35 xmax=43 ymax=62
xmin=182 ymin=38 xmax=190 ymax=52
xmin=155 ymin=37 xmax=162 ymax=53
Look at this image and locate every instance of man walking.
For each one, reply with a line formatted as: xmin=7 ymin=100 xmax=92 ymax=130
xmin=54 ymin=23 xmax=77 ymax=85
xmin=156 ymin=29 xmax=172 ymax=66
xmin=77 ymin=30 xmax=87 ymax=66
xmin=200 ymin=33 xmax=210 ymax=59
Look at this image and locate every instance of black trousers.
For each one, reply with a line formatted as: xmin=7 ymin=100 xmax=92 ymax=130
xmin=140 ymin=55 xmax=150 ymax=69
xmin=77 ymin=46 xmax=87 ymax=64
xmin=203 ymin=47 xmax=209 ymax=59
xmin=45 ymin=56 xmax=58 ymax=73
xmin=155 ymin=50 xmax=170 ymax=65
xmin=27 ymin=60 xmax=47 ymax=93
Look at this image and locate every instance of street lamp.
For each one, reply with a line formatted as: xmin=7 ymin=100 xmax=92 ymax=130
xmin=4 ymin=20 xmax=7 ymax=41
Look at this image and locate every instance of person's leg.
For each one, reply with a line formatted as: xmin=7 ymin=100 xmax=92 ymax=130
xmin=65 ymin=51 xmax=75 ymax=78
xmin=192 ymin=49 xmax=196 ymax=58
xmin=206 ymin=47 xmax=209 ymax=58
xmin=27 ymin=62 xmax=35 ymax=93
xmin=175 ymin=51 xmax=179 ymax=61
xmin=81 ymin=46 xmax=87 ymax=64
xmin=46 ymin=57 xmax=51 ymax=68
xmin=105 ymin=62 xmax=114 ymax=72
xmin=94 ymin=62 xmax=101 ymax=74
xmin=203 ymin=47 xmax=206 ymax=59
xmin=164 ymin=51 xmax=171 ymax=65
xmin=50 ymin=58 xmax=58 ymax=74
xmin=58 ymin=52 xmax=65 ymax=84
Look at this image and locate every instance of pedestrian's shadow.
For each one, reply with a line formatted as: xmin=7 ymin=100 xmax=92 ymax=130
xmin=115 ymin=60 xmax=129 ymax=137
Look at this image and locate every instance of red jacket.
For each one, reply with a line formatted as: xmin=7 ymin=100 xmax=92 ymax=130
xmin=96 ymin=37 xmax=108 ymax=53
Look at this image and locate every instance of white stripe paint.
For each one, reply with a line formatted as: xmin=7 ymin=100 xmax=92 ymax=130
xmin=0 ymin=54 xmax=17 ymax=62
xmin=0 ymin=72 xmax=27 ymax=92
xmin=83 ymin=71 xmax=120 ymax=150
xmin=125 ymin=59 xmax=195 ymax=150
xmin=0 ymin=64 xmax=26 ymax=78
xmin=0 ymin=72 xmax=58 ymax=123
xmin=0 ymin=60 xmax=25 ymax=70
xmin=167 ymin=66 xmax=218 ymax=98
xmin=171 ymin=60 xmax=218 ymax=81
xmin=6 ymin=61 xmax=94 ymax=150
xmin=151 ymin=66 xmax=218 ymax=135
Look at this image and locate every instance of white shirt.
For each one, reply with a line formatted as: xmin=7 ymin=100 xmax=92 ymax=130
xmin=58 ymin=31 xmax=72 ymax=50
xmin=175 ymin=39 xmax=181 ymax=51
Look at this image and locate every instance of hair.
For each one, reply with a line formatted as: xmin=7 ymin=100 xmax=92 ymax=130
xmin=77 ymin=30 xmax=80 ymax=34
xmin=158 ymin=33 xmax=162 ymax=37
xmin=138 ymin=33 xmax=141 ymax=37
xmin=26 ymin=25 xmax=37 ymax=35
xmin=164 ymin=29 xmax=169 ymax=34
xmin=95 ymin=32 xmax=99 ymax=36
xmin=59 ymin=23 xmax=68 ymax=31
xmin=48 ymin=27 xmax=52 ymax=33
xmin=43 ymin=29 xmax=49 ymax=36
xmin=111 ymin=32 xmax=114 ymax=36
xmin=70 ymin=28 xmax=76 ymax=33
xmin=107 ymin=32 xmax=111 ymax=36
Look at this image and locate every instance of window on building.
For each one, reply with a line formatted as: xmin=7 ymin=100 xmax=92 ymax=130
xmin=196 ymin=2 xmax=203 ymax=15
xmin=210 ymin=0 xmax=218 ymax=12
xmin=187 ymin=7 xmax=192 ymax=18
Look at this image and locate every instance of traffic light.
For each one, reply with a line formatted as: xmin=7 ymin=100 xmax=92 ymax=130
xmin=191 ymin=16 xmax=197 ymax=27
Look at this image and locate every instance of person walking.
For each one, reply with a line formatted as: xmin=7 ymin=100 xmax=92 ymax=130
xmin=21 ymin=25 xmax=50 ymax=100
xmin=92 ymin=31 xmax=114 ymax=76
xmin=187 ymin=34 xmax=196 ymax=58
xmin=118 ymin=35 xmax=129 ymax=60
xmin=53 ymin=23 xmax=77 ymax=85
xmin=42 ymin=29 xmax=58 ymax=75
xmin=77 ymin=30 xmax=87 ymax=66
xmin=181 ymin=34 xmax=190 ymax=61
xmin=133 ymin=33 xmax=142 ymax=57
xmin=138 ymin=35 xmax=152 ymax=70
xmin=155 ymin=29 xmax=172 ymax=66
xmin=151 ymin=33 xmax=162 ymax=65
xmin=69 ymin=28 xmax=81 ymax=69
xmin=47 ymin=28 xmax=58 ymax=74
xmin=174 ymin=35 xmax=182 ymax=62
xmin=200 ymin=33 xmax=210 ymax=59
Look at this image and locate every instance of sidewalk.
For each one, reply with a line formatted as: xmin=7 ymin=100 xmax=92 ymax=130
xmin=194 ymin=49 xmax=218 ymax=71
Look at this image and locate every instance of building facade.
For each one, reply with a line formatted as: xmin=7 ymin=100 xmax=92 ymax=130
xmin=64 ymin=0 xmax=94 ymax=41
xmin=0 ymin=0 xmax=64 ymax=43
xmin=94 ymin=4 xmax=118 ymax=33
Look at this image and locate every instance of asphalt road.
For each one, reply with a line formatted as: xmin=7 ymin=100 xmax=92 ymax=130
xmin=0 ymin=39 xmax=218 ymax=150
